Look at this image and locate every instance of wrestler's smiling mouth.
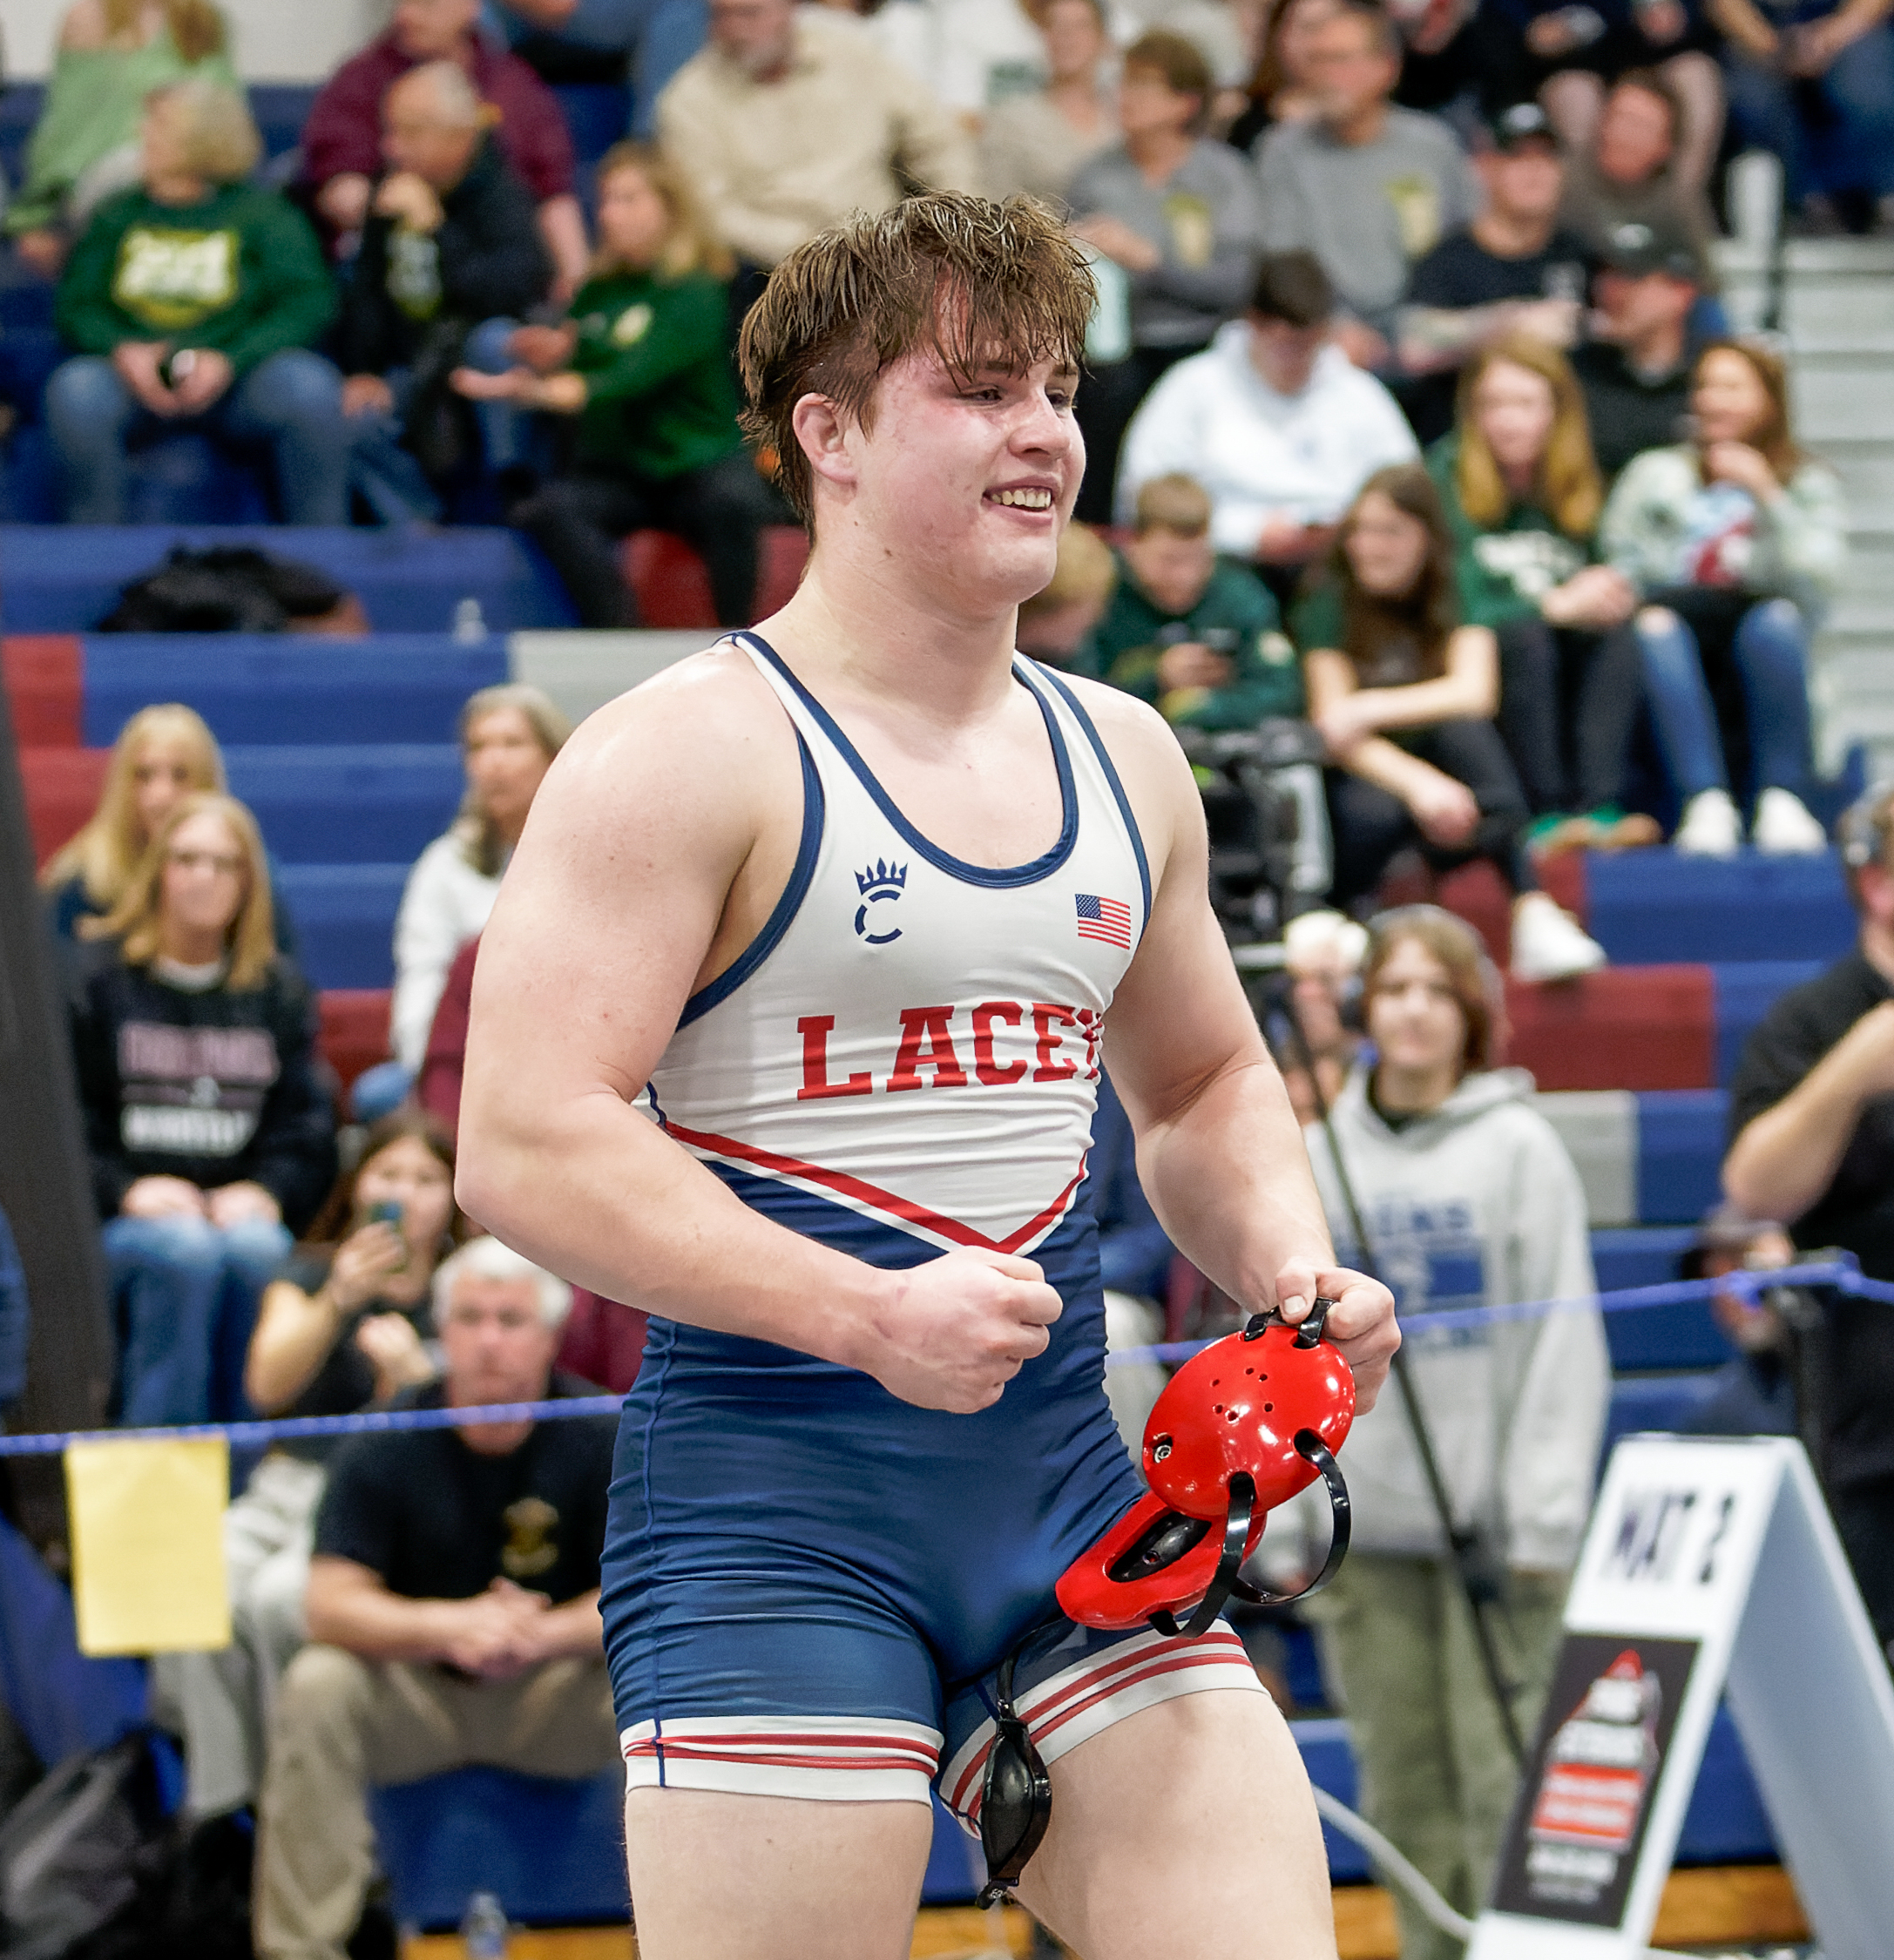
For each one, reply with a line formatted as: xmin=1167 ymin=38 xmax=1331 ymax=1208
xmin=987 ymin=486 xmax=1055 ymax=510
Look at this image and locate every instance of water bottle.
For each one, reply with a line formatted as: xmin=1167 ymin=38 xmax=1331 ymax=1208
xmin=453 ymin=596 xmax=487 ymax=644
xmin=460 ymin=1889 xmax=510 ymax=1959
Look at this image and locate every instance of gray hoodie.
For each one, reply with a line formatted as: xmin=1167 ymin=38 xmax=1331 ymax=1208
xmin=1290 ymin=1065 xmax=1609 ymax=1573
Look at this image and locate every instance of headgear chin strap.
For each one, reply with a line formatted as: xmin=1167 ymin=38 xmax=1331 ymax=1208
xmin=1058 ymin=1301 xmax=1355 ymax=1637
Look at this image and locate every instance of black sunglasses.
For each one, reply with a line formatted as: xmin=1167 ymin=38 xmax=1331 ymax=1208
xmin=975 ymin=1649 xmax=1052 ymax=1909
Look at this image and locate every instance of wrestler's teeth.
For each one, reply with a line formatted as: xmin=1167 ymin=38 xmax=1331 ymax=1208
xmin=992 ymin=489 xmax=1053 ymax=509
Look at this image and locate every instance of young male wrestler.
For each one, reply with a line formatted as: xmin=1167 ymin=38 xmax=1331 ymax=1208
xmin=457 ymin=194 xmax=1400 ymax=1960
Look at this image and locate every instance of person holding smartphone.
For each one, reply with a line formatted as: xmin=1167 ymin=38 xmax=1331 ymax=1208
xmin=156 ymin=1111 xmax=468 ymax=1828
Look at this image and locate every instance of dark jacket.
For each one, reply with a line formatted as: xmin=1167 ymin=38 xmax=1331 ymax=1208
xmin=335 ymin=137 xmax=552 ymax=375
xmin=69 ymin=948 xmax=337 ymax=1233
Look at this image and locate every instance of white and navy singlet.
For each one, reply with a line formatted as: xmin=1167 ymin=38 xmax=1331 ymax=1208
xmin=599 ymin=631 xmax=1262 ymax=1819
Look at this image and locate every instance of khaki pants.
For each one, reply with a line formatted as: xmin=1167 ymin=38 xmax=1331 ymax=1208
xmin=1305 ymin=1553 xmax=1567 ymax=1960
xmin=254 ymin=1646 xmax=619 ymax=1960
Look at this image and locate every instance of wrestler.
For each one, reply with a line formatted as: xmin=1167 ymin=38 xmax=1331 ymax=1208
xmin=457 ymin=193 xmax=1400 ymax=1960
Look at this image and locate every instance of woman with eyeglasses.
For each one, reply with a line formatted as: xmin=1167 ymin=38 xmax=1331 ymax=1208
xmin=1602 ymin=336 xmax=1846 ymax=857
xmin=68 ymin=791 xmax=336 ymax=1428
xmin=1290 ymin=905 xmax=1607 ymax=1960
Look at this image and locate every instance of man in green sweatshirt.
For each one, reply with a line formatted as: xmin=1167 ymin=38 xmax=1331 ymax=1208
xmin=46 ymin=78 xmax=348 ymax=524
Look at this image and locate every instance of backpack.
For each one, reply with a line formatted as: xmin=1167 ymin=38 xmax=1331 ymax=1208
xmin=95 ymin=548 xmax=354 ymax=634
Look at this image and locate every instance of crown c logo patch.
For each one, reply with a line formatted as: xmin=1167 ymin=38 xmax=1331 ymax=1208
xmin=854 ymin=858 xmax=908 ymax=944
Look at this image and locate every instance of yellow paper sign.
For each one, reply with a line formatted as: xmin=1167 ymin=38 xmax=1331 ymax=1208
xmin=65 ymin=1437 xmax=231 ymax=1656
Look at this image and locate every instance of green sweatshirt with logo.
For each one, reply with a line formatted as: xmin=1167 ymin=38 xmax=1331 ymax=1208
xmin=567 ymin=267 xmax=745 ymax=483
xmin=56 ymin=183 xmax=336 ymax=375
xmin=1094 ymin=551 xmax=1304 ymax=730
xmin=1426 ymin=432 xmax=1595 ymax=630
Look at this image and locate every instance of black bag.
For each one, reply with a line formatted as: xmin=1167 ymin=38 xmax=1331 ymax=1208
xmin=0 ymin=1731 xmax=173 ymax=1960
xmin=96 ymin=547 xmax=350 ymax=634
xmin=401 ymin=320 xmax=479 ymax=489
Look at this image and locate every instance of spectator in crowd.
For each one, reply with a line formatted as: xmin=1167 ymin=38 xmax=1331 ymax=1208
xmin=390 ymin=685 xmax=572 ymax=1081
xmin=253 ymin=1238 xmax=618 ymax=1960
xmin=1067 ymin=30 xmax=1267 ymax=520
xmin=1600 ymin=337 xmax=1844 ymax=855
xmin=335 ymin=62 xmax=555 ymax=513
xmin=1568 ymin=213 xmax=1706 ymax=478
xmin=301 ymin=0 xmax=587 ymax=296
xmin=1014 ymin=517 xmax=1119 ymax=670
xmin=1226 ymin=0 xmax=1342 ymax=150
xmin=810 ymin=0 xmax=937 ymax=84
xmin=1295 ymin=463 xmax=1608 ymax=977
xmin=979 ymin=0 xmax=1119 ymax=206
xmin=932 ymin=0 xmax=1055 ymax=113
xmin=4 ymin=0 xmax=239 ymax=279
xmin=1274 ymin=904 xmax=1369 ymax=1121
xmin=1723 ymin=780 xmax=1894 ymax=1655
xmin=155 ymin=1112 xmax=468 ymax=1824
xmin=466 ymin=143 xmax=774 ymax=626
xmin=1397 ymin=101 xmax=1593 ymax=444
xmin=1558 ymin=67 xmax=1719 ymax=276
xmin=1679 ymin=1206 xmax=1803 ymax=1436
xmin=1253 ymin=0 xmax=1480 ymax=368
xmin=39 ymin=704 xmax=294 ymax=954
xmin=479 ymin=0 xmax=707 ymax=133
xmin=69 ymin=792 xmax=336 ymax=1428
xmin=1430 ymin=336 xmax=1652 ymax=854
xmin=1390 ymin=0 xmax=1502 ymax=130
xmin=1508 ymin=0 xmax=1724 ymax=195
xmin=656 ymin=0 xmax=976 ymax=280
xmin=1096 ymin=472 xmax=1304 ymax=731
xmin=46 ymin=80 xmax=348 ymax=526
xmin=1117 ymin=252 xmax=1418 ymax=595
xmin=1708 ymin=0 xmax=1894 ymax=233
xmin=1291 ymin=904 xmax=1608 ymax=1960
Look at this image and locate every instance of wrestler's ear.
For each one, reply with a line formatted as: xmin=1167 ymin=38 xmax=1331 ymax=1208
xmin=792 ymin=391 xmax=859 ymax=495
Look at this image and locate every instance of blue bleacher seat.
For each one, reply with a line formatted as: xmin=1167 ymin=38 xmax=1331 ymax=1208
xmin=247 ymin=85 xmax=320 ymax=164
xmin=275 ymin=862 xmax=409 ymax=989
xmin=1586 ymin=850 xmax=1854 ymax=967
xmin=224 ymin=744 xmax=463 ymax=864
xmin=1603 ymin=1373 xmax=1722 ymax=1462
xmin=1 ymin=526 xmax=578 ymax=632
xmin=1711 ymin=961 xmax=1824 ymax=1084
xmin=1589 ymin=1227 xmax=1734 ymax=1370
xmin=81 ymin=635 xmax=509 ymax=746
xmin=1635 ymin=1090 xmax=1728 ymax=1226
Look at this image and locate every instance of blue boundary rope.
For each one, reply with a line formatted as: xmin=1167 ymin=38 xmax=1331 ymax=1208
xmin=6 ymin=1261 xmax=1891 ymax=1454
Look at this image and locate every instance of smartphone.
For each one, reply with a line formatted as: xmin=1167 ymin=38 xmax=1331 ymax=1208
xmin=362 ymin=1199 xmax=408 ymax=1271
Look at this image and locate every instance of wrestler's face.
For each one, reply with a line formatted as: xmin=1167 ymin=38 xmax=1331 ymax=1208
xmin=822 ymin=348 xmax=1085 ymax=617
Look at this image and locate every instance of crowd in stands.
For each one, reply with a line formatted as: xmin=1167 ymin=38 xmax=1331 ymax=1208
xmin=5 ymin=0 xmax=1891 ymax=1950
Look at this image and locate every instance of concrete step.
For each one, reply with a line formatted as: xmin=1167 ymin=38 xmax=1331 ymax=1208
xmin=1792 ymin=368 xmax=1894 ymax=443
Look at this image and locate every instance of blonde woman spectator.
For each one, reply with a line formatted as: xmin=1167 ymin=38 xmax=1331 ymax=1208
xmin=1602 ymin=338 xmax=1847 ymax=857
xmin=1293 ymin=906 xmax=1608 ymax=1960
xmin=980 ymin=0 xmax=1119 ymax=206
xmin=40 ymin=703 xmax=297 ymax=952
xmin=4 ymin=0 xmax=238 ymax=279
xmin=69 ymin=793 xmax=336 ymax=1427
xmin=389 ymin=686 xmax=572 ymax=1075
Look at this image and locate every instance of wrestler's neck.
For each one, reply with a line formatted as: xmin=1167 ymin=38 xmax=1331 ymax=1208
xmin=767 ymin=524 xmax=1027 ymax=722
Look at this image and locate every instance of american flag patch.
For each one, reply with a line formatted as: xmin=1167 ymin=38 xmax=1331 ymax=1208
xmin=1075 ymin=892 xmax=1133 ymax=950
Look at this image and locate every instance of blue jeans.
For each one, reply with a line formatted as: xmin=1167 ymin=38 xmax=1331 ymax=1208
xmin=462 ymin=315 xmax=543 ymax=477
xmin=46 ymin=348 xmax=352 ymax=525
xmin=1723 ymin=24 xmax=1894 ymax=199
xmin=103 ymin=1214 xmax=291 ymax=1428
xmin=481 ymin=0 xmax=706 ymax=133
xmin=1636 ymin=595 xmax=1815 ymax=803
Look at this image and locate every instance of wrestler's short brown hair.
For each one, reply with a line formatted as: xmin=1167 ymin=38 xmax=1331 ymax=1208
xmin=737 ymin=193 xmax=1095 ymax=530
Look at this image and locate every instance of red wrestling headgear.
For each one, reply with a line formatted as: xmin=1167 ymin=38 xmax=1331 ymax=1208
xmin=1057 ymin=1301 xmax=1355 ymax=1638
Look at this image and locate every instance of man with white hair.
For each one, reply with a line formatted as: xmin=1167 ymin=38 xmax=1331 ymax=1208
xmin=252 ymin=1238 xmax=618 ymax=1960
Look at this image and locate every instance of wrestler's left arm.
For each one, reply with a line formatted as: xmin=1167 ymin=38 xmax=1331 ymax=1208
xmin=1079 ymin=683 xmax=1399 ymax=1410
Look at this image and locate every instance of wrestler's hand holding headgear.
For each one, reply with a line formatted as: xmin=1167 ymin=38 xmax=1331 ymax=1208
xmin=1058 ymin=1301 xmax=1355 ymax=1638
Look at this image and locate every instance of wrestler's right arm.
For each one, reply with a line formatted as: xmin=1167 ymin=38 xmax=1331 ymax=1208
xmin=455 ymin=653 xmax=1061 ymax=1414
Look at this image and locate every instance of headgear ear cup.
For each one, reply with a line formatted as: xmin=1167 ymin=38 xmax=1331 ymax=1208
xmin=1058 ymin=1306 xmax=1355 ymax=1634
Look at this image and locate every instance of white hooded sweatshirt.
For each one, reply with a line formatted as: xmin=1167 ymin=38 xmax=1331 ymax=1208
xmin=1288 ymin=1065 xmax=1610 ymax=1575
xmin=1114 ymin=326 xmax=1418 ymax=557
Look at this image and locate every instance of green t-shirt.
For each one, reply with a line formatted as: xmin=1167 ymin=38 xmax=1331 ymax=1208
xmin=568 ymin=267 xmax=746 ymax=483
xmin=1289 ymin=576 xmax=1434 ymax=689
xmin=56 ymin=183 xmax=335 ymax=374
xmin=1095 ymin=552 xmax=1303 ymax=731
xmin=1426 ymin=433 xmax=1594 ymax=629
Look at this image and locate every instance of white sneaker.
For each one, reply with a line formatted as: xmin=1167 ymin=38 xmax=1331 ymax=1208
xmin=1673 ymin=788 xmax=1742 ymax=857
xmin=1750 ymin=787 xmax=1829 ymax=855
xmin=1511 ymin=893 xmax=1609 ymax=983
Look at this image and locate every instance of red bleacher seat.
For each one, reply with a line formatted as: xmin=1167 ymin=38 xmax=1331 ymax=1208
xmin=20 ymin=748 xmax=110 ymax=868
xmin=1435 ymin=854 xmax=1588 ymax=961
xmin=319 ymin=989 xmax=392 ymax=1092
xmin=622 ymin=525 xmax=808 ymax=629
xmin=1504 ymin=963 xmax=1715 ymax=1091
xmin=2 ymin=636 xmax=84 ymax=747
